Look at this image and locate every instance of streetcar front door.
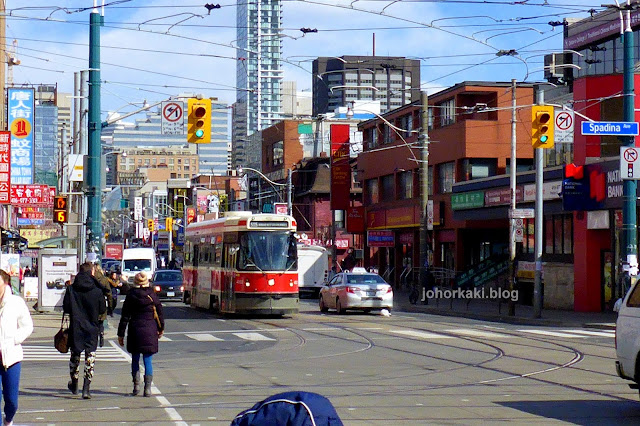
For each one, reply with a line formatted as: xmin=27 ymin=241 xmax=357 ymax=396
xmin=222 ymin=243 xmax=239 ymax=313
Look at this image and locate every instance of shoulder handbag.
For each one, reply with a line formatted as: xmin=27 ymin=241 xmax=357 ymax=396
xmin=54 ymin=313 xmax=70 ymax=354
xmin=147 ymin=295 xmax=162 ymax=330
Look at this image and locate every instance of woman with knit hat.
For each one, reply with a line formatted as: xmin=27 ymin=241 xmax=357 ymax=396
xmin=117 ymin=272 xmax=164 ymax=397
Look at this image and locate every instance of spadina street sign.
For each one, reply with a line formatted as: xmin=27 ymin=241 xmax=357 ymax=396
xmin=581 ymin=121 xmax=639 ymax=136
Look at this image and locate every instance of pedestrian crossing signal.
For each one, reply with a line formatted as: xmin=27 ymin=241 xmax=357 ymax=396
xmin=53 ymin=196 xmax=68 ymax=224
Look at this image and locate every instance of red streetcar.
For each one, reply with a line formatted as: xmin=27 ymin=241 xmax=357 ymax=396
xmin=182 ymin=212 xmax=299 ymax=315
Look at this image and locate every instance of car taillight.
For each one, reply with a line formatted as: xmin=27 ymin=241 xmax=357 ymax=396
xmin=385 ymin=286 xmax=393 ymax=294
xmin=180 ymin=286 xmax=184 ymax=291
xmin=154 ymin=286 xmax=160 ymax=292
xmin=346 ymin=286 xmax=357 ymax=294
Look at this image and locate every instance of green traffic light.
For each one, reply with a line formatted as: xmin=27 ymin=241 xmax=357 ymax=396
xmin=195 ymin=129 xmax=204 ymax=138
xmin=540 ymin=135 xmax=548 ymax=143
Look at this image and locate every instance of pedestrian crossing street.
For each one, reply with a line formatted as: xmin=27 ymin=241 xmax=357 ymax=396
xmin=388 ymin=328 xmax=615 ymax=340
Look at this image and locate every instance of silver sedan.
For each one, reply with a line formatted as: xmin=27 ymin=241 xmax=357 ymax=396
xmin=319 ymin=271 xmax=393 ymax=314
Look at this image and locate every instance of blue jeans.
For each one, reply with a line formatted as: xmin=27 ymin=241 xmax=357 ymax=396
xmin=0 ymin=361 xmax=21 ymax=423
xmin=131 ymin=353 xmax=153 ymax=376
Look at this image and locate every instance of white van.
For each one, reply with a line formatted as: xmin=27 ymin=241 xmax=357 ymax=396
xmin=297 ymin=245 xmax=329 ymax=297
xmin=120 ymin=248 xmax=157 ymax=285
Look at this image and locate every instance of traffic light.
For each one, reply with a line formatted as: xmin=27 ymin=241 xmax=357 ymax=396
xmin=53 ymin=196 xmax=68 ymax=224
xmin=165 ymin=217 xmax=173 ymax=232
xmin=187 ymin=98 xmax=211 ymax=143
xmin=147 ymin=219 xmax=155 ymax=232
xmin=531 ymin=105 xmax=554 ymax=149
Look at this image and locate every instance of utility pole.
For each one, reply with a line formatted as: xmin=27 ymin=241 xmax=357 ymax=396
xmin=419 ymin=91 xmax=430 ymax=294
xmin=508 ymin=79 xmax=517 ymax=316
xmin=622 ymin=4 xmax=638 ymax=282
xmin=87 ymin=4 xmax=103 ymax=258
xmin=533 ymin=89 xmax=545 ymax=318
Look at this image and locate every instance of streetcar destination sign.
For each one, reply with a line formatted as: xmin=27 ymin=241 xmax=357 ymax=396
xmin=581 ymin=121 xmax=639 ymax=136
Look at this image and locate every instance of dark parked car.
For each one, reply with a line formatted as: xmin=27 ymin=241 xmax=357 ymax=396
xmin=151 ymin=270 xmax=183 ymax=300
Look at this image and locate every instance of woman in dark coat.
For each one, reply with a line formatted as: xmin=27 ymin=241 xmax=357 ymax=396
xmin=117 ymin=272 xmax=164 ymax=397
xmin=63 ymin=261 xmax=107 ymax=399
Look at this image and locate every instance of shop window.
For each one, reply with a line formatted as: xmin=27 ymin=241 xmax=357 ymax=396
xmin=544 ymin=214 xmax=573 ymax=255
xmin=438 ymin=162 xmax=455 ymax=193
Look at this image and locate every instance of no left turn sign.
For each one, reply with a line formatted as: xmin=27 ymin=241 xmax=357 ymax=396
xmin=161 ymin=101 xmax=184 ymax=135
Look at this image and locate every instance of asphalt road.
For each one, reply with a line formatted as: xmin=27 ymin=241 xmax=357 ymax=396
xmin=15 ymin=299 xmax=640 ymax=425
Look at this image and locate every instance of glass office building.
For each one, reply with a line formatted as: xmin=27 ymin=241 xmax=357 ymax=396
xmin=234 ymin=0 xmax=283 ymax=167
xmin=34 ymin=105 xmax=58 ymax=187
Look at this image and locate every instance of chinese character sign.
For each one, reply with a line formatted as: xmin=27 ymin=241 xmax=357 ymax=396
xmin=8 ymin=88 xmax=34 ymax=185
xmin=0 ymin=132 xmax=11 ymax=204
xmin=10 ymin=184 xmax=52 ymax=206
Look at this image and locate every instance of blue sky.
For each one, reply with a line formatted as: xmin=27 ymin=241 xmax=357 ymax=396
xmin=7 ymin=0 xmax=606 ymax=119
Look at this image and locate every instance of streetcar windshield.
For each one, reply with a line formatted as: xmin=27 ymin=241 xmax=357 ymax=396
xmin=239 ymin=231 xmax=297 ymax=271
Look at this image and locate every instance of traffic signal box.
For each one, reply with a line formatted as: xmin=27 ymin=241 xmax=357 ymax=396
xmin=187 ymin=98 xmax=211 ymax=143
xmin=53 ymin=196 xmax=68 ymax=224
xmin=147 ymin=219 xmax=155 ymax=232
xmin=165 ymin=217 xmax=173 ymax=232
xmin=531 ymin=105 xmax=554 ymax=149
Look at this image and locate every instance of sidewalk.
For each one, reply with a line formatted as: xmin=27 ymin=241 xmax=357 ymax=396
xmin=394 ymin=290 xmax=618 ymax=329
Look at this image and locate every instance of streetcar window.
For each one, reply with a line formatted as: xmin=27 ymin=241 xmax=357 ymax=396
xmin=214 ymin=242 xmax=223 ymax=266
xmin=627 ymin=282 xmax=640 ymax=307
xmin=238 ymin=231 xmax=297 ymax=271
xmin=193 ymin=245 xmax=199 ymax=267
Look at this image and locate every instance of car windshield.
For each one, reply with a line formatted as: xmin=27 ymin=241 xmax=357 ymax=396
xmin=122 ymin=259 xmax=151 ymax=272
xmin=154 ymin=272 xmax=182 ymax=282
xmin=239 ymin=231 xmax=297 ymax=271
xmin=346 ymin=274 xmax=386 ymax=284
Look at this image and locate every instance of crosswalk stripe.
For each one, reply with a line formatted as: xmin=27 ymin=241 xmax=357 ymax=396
xmin=233 ymin=332 xmax=275 ymax=341
xmin=159 ymin=336 xmax=173 ymax=342
xmin=445 ymin=329 xmax=511 ymax=339
xmin=519 ymin=330 xmax=586 ymax=338
xmin=185 ymin=333 xmax=223 ymax=342
xmin=559 ymin=329 xmax=615 ymax=337
xmin=22 ymin=345 xmax=129 ymax=362
xmin=389 ymin=330 xmax=453 ymax=339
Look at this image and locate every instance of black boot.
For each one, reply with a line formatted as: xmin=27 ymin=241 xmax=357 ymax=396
xmin=67 ymin=378 xmax=78 ymax=395
xmin=143 ymin=375 xmax=153 ymax=397
xmin=131 ymin=372 xmax=140 ymax=396
xmin=82 ymin=378 xmax=91 ymax=399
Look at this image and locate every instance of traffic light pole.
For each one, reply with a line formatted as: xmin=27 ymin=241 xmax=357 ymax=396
xmin=533 ymin=89 xmax=545 ymax=318
xmin=87 ymin=6 xmax=103 ymax=259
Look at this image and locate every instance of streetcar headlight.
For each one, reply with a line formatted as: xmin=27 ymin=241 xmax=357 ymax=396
xmin=245 ymin=280 xmax=250 ymax=287
xmin=268 ymin=279 xmax=275 ymax=286
xmin=289 ymin=279 xmax=294 ymax=287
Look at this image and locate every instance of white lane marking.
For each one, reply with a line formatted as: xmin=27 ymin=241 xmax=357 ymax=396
xmin=233 ymin=332 xmax=275 ymax=341
xmin=389 ymin=330 xmax=453 ymax=339
xmin=445 ymin=329 xmax=511 ymax=339
xmin=519 ymin=330 xmax=586 ymax=338
xmin=355 ymin=327 xmax=384 ymax=330
xmin=302 ymin=327 xmax=337 ymax=331
xmin=159 ymin=335 xmax=173 ymax=341
xmin=185 ymin=333 xmax=223 ymax=341
xmin=560 ymin=329 xmax=615 ymax=337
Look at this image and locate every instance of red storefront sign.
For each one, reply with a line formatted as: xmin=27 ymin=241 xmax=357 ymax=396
xmin=330 ymin=124 xmax=350 ymax=210
xmin=0 ymin=132 xmax=10 ymax=204
xmin=484 ymin=187 xmax=524 ymax=207
xmin=186 ymin=207 xmax=196 ymax=224
xmin=346 ymin=206 xmax=365 ymax=233
xmin=10 ymin=184 xmax=52 ymax=206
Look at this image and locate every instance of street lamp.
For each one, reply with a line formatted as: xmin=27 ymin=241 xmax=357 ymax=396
xmin=238 ymin=167 xmax=292 ymax=215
